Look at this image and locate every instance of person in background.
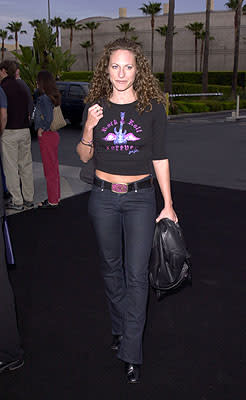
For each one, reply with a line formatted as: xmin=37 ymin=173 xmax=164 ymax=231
xmin=34 ymin=70 xmax=61 ymax=208
xmin=0 ymin=86 xmax=24 ymax=374
xmin=0 ymin=86 xmax=7 ymax=134
xmin=0 ymin=87 xmax=9 ymax=197
xmin=15 ymin=62 xmax=33 ymax=121
xmin=77 ymin=38 xmax=178 ymax=384
xmin=0 ymin=60 xmax=34 ymax=211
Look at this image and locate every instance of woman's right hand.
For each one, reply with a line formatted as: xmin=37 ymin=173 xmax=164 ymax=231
xmin=85 ymin=103 xmax=103 ymax=129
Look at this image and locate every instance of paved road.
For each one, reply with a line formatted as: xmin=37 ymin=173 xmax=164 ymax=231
xmin=31 ymin=110 xmax=245 ymax=195
xmin=167 ymin=112 xmax=246 ymax=191
xmin=6 ymin=112 xmax=243 ymax=216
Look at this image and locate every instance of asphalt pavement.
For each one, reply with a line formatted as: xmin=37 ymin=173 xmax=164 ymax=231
xmin=167 ymin=110 xmax=246 ymax=191
xmin=7 ymin=109 xmax=244 ymax=216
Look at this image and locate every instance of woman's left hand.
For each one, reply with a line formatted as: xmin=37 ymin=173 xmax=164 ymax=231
xmin=38 ymin=128 xmax=44 ymax=137
xmin=156 ymin=205 xmax=178 ymax=223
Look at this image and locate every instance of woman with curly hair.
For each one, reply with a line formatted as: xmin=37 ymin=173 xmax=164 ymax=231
xmin=77 ymin=38 xmax=178 ymax=383
xmin=34 ymin=70 xmax=61 ymax=208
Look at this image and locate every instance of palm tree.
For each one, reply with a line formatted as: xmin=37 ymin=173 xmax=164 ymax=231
xmin=156 ymin=24 xmax=177 ymax=71
xmin=225 ymin=0 xmax=244 ymax=96
xmin=28 ymin=19 xmax=43 ymax=28
xmin=156 ymin=25 xmax=168 ymax=60
xmin=13 ymin=23 xmax=76 ymax=92
xmin=185 ymin=22 xmax=204 ymax=72
xmin=139 ymin=2 xmax=162 ymax=70
xmin=199 ymin=31 xmax=206 ymax=72
xmin=32 ymin=19 xmax=56 ymax=68
xmin=50 ymin=17 xmax=63 ymax=47
xmin=164 ymin=0 xmax=175 ymax=94
xmin=0 ymin=29 xmax=13 ymax=61
xmin=6 ymin=21 xmax=27 ymax=52
xmin=83 ymin=22 xmax=100 ymax=71
xmin=156 ymin=25 xmax=168 ymax=36
xmin=202 ymin=0 xmax=211 ymax=90
xmin=116 ymin=23 xmax=135 ymax=39
xmin=80 ymin=41 xmax=91 ymax=70
xmin=199 ymin=30 xmax=214 ymax=74
xmin=62 ymin=18 xmax=82 ymax=52
xmin=130 ymin=35 xmax=141 ymax=45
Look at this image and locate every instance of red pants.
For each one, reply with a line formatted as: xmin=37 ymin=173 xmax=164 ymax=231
xmin=38 ymin=131 xmax=60 ymax=204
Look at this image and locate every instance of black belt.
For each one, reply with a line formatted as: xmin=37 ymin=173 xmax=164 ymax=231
xmin=94 ymin=176 xmax=153 ymax=193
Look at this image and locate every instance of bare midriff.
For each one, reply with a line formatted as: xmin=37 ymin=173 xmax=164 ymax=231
xmin=96 ymin=169 xmax=150 ymax=184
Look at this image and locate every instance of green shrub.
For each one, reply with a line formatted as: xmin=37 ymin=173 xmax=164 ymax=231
xmin=171 ymin=82 xmax=231 ymax=97
xmin=170 ymin=98 xmax=246 ymax=114
xmin=207 ymin=72 xmax=232 ymax=85
xmin=155 ymin=72 xmax=203 ymax=84
xmin=173 ymin=103 xmax=190 ymax=114
xmin=155 ymin=72 xmax=164 ymax=82
xmin=61 ymin=70 xmax=246 ymax=89
xmin=207 ymin=71 xmax=246 ymax=87
xmin=60 ymin=71 xmax=94 ymax=82
xmin=155 ymin=71 xmax=246 ymax=88
xmin=171 ymin=101 xmax=210 ymax=114
xmin=220 ymin=101 xmax=235 ymax=110
xmin=205 ymin=101 xmax=224 ymax=112
xmin=172 ymin=82 xmax=203 ymax=94
xmin=173 ymin=72 xmax=202 ymax=84
xmin=239 ymin=99 xmax=246 ymax=108
xmin=59 ymin=70 xmax=246 ymax=115
xmin=169 ymin=102 xmax=190 ymax=114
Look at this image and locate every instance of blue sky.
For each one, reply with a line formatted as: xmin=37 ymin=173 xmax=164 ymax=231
xmin=0 ymin=0 xmax=232 ymax=45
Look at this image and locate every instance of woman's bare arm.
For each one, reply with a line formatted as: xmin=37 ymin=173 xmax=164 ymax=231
xmin=76 ymin=103 xmax=103 ymax=163
xmin=0 ymin=108 xmax=7 ymax=133
xmin=153 ymin=159 xmax=178 ymax=223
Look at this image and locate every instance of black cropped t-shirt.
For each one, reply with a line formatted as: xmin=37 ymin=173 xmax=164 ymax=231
xmin=81 ymin=99 xmax=168 ymax=176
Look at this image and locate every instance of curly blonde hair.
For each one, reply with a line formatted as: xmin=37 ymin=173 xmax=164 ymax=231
xmin=85 ymin=38 xmax=165 ymax=113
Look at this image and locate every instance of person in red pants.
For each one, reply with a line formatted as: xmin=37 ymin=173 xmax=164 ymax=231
xmin=34 ymin=71 xmax=61 ymax=208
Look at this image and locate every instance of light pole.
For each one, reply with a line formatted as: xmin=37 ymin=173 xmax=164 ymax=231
xmin=48 ymin=0 xmax=51 ymax=24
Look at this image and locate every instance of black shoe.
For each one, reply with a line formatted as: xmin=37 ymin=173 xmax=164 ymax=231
xmin=6 ymin=201 xmax=24 ymax=211
xmin=38 ymin=199 xmax=59 ymax=208
xmin=125 ymin=362 xmax=140 ymax=384
xmin=111 ymin=335 xmax=123 ymax=351
xmin=23 ymin=200 xmax=34 ymax=209
xmin=0 ymin=359 xmax=24 ymax=374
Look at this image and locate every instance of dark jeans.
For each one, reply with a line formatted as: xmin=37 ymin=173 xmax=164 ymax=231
xmin=88 ymin=177 xmax=156 ymax=364
xmin=0 ymin=217 xmax=23 ymax=362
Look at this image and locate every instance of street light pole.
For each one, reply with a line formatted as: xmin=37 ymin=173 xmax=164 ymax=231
xmin=48 ymin=0 xmax=51 ymax=24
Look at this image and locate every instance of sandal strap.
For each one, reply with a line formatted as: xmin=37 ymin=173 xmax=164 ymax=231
xmin=38 ymin=199 xmax=58 ymax=208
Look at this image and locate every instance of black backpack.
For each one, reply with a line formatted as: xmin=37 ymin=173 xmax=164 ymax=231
xmin=149 ymin=218 xmax=192 ymax=300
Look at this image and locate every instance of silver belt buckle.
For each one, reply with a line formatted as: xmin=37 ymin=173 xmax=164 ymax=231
xmin=111 ymin=183 xmax=128 ymax=194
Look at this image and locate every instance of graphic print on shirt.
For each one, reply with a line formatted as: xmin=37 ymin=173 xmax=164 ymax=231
xmin=101 ymin=112 xmax=142 ymax=155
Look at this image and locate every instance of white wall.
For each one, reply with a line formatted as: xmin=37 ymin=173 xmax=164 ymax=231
xmin=61 ymin=11 xmax=246 ymax=72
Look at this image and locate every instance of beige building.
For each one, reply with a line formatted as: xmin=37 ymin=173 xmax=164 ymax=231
xmin=1 ymin=44 xmax=20 ymax=61
xmin=61 ymin=6 xmax=246 ymax=73
xmin=4 ymin=44 xmax=19 ymax=51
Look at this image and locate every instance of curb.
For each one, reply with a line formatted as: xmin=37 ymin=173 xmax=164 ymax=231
xmin=168 ymin=108 xmax=246 ymax=120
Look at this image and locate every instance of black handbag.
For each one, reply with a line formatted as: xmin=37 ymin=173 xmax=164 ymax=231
xmin=79 ymin=158 xmax=95 ymax=185
xmin=149 ymin=218 xmax=191 ymax=299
